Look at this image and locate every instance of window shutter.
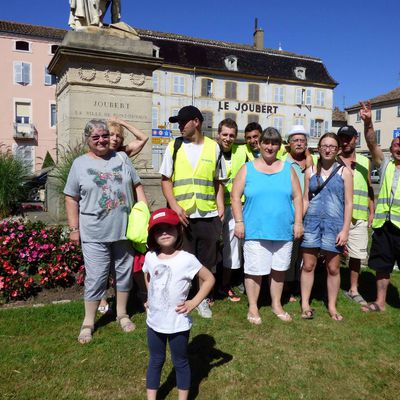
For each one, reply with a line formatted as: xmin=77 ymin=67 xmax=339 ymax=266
xmin=22 ymin=63 xmax=30 ymax=84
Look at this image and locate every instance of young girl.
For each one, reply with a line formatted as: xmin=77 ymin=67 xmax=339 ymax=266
xmin=143 ymin=208 xmax=215 ymax=400
xmin=301 ymin=133 xmax=353 ymax=321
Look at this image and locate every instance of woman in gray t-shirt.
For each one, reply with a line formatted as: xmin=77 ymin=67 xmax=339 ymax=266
xmin=64 ymin=119 xmax=148 ymax=344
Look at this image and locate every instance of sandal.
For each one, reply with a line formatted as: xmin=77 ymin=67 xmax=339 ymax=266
xmin=344 ymin=291 xmax=367 ymax=306
xmin=361 ymin=302 xmax=383 ymax=313
xmin=78 ymin=325 xmax=94 ymax=344
xmin=330 ymin=313 xmax=344 ymax=321
xmin=301 ymin=309 xmax=315 ymax=320
xmin=116 ymin=314 xmax=136 ymax=333
xmin=247 ymin=313 xmax=262 ymax=325
xmin=273 ymin=311 xmax=292 ymax=322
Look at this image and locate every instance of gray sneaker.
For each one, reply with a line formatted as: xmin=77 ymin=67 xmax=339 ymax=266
xmin=196 ymin=299 xmax=212 ymax=318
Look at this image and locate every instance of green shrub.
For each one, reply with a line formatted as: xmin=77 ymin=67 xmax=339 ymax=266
xmin=50 ymin=144 xmax=87 ymax=195
xmin=0 ymin=148 xmax=29 ymax=218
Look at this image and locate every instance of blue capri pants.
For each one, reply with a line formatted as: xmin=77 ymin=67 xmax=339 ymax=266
xmin=146 ymin=326 xmax=191 ymax=390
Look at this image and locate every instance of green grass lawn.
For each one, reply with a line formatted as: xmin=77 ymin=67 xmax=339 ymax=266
xmin=1 ymin=268 xmax=400 ymax=400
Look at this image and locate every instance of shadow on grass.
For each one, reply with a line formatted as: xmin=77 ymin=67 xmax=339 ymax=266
xmin=157 ymin=334 xmax=233 ymax=400
xmin=340 ymin=266 xmax=400 ymax=308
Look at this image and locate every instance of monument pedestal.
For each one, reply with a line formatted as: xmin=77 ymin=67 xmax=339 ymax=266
xmin=48 ymin=25 xmax=164 ymax=220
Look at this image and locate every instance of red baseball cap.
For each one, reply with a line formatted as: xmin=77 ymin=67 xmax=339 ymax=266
xmin=148 ymin=208 xmax=180 ymax=231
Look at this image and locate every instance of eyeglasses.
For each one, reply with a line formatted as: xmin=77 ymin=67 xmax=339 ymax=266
xmin=319 ymin=144 xmax=338 ymax=151
xmin=90 ymin=133 xmax=110 ymax=141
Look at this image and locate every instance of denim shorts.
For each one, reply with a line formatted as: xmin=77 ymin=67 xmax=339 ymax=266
xmin=301 ymin=215 xmax=344 ymax=254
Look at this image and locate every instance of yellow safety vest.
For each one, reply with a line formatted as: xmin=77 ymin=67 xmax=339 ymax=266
xmin=223 ymin=144 xmax=248 ymax=205
xmin=170 ymin=136 xmax=217 ymax=213
xmin=372 ymin=160 xmax=400 ymax=229
xmin=352 ymin=154 xmax=370 ymax=221
xmin=276 ymin=144 xmax=287 ymax=160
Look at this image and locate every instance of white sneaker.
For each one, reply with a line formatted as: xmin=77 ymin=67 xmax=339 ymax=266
xmin=196 ymin=299 xmax=212 ymax=318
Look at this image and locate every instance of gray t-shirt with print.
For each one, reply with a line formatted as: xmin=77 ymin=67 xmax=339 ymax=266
xmin=64 ymin=151 xmax=140 ymax=242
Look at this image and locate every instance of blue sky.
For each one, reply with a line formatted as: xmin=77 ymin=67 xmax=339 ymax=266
xmin=2 ymin=0 xmax=399 ymax=109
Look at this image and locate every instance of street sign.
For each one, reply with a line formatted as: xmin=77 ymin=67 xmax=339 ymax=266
xmin=151 ymin=137 xmax=170 ymax=145
xmin=393 ymin=129 xmax=400 ymax=139
xmin=152 ymin=129 xmax=171 ymax=138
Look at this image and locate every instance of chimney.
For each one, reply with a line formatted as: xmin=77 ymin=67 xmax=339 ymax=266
xmin=253 ymin=18 xmax=264 ymax=50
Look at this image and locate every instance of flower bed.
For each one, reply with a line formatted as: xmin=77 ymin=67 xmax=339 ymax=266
xmin=0 ymin=219 xmax=84 ymax=302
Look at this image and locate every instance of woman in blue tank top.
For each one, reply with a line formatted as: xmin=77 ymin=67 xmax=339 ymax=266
xmin=231 ymin=128 xmax=304 ymax=325
xmin=301 ymin=133 xmax=353 ymax=321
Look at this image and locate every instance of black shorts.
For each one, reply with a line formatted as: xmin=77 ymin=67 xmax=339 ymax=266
xmin=369 ymin=221 xmax=400 ymax=273
xmin=183 ymin=216 xmax=222 ymax=272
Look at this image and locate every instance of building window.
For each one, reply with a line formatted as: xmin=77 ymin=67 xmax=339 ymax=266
xmin=274 ymin=86 xmax=284 ymax=103
xmin=170 ymin=108 xmax=180 ymax=130
xmin=310 ymin=119 xmax=324 ymax=138
xmin=50 ymin=44 xmax=58 ymax=54
xmin=324 ymin=121 xmax=329 ymax=133
xmin=295 ymin=88 xmax=304 ymax=105
xmin=14 ymin=62 xmax=31 ymax=85
xmin=13 ymin=144 xmax=34 ymax=172
xmin=356 ymin=113 xmax=361 ymax=122
xmin=152 ymin=72 xmax=158 ymax=92
xmin=356 ymin=131 xmax=361 ymax=147
xmin=44 ymin=66 xmax=56 ymax=86
xmin=375 ymin=109 xmax=381 ymax=121
xmin=248 ymin=84 xmax=259 ymax=101
xmin=201 ymin=78 xmax=213 ymax=97
xmin=50 ymin=104 xmax=57 ymax=127
xmin=15 ymin=40 xmax=30 ymax=52
xmin=173 ymin=75 xmax=185 ymax=94
xmin=225 ymin=82 xmax=237 ymax=100
xmin=15 ymin=102 xmax=31 ymax=124
xmin=152 ymin=107 xmax=158 ymax=129
xmin=225 ymin=112 xmax=236 ymax=122
xmin=248 ymin=114 xmax=259 ymax=124
xmin=152 ymin=46 xmax=160 ymax=58
xmin=316 ymin=90 xmax=325 ymax=107
xmin=202 ymin=112 xmax=213 ymax=131
xmin=294 ymin=117 xmax=304 ymax=126
xmin=397 ymin=105 xmax=400 ymax=117
xmin=273 ymin=116 xmax=283 ymax=134
xmin=305 ymin=89 xmax=312 ymax=105
xmin=375 ymin=129 xmax=381 ymax=145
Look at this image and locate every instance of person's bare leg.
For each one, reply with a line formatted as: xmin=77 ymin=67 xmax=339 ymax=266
xmin=269 ymin=270 xmax=286 ymax=315
xmin=325 ymin=252 xmax=342 ymax=320
xmin=79 ymin=300 xmax=100 ymax=344
xmin=245 ymin=274 xmax=262 ymax=318
xmin=349 ymin=257 xmax=361 ymax=294
xmin=178 ymin=389 xmax=189 ymax=400
xmin=116 ymin=291 xmax=135 ymax=332
xmin=146 ymin=389 xmax=157 ymax=400
xmin=374 ymin=271 xmax=390 ymax=311
xmin=300 ymin=249 xmax=318 ymax=313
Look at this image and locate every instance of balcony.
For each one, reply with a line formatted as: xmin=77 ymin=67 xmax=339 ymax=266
xmin=13 ymin=123 xmax=37 ymax=140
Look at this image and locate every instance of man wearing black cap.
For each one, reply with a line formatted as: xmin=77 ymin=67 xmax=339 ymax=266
xmin=337 ymin=124 xmax=374 ymax=306
xmin=159 ymin=106 xmax=226 ymax=318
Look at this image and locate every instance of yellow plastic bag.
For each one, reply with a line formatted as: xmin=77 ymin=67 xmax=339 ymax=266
xmin=126 ymin=201 xmax=150 ymax=253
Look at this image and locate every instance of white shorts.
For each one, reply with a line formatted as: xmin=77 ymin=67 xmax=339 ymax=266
xmin=347 ymin=219 xmax=368 ymax=260
xmin=222 ymin=206 xmax=242 ymax=270
xmin=244 ymin=239 xmax=293 ymax=276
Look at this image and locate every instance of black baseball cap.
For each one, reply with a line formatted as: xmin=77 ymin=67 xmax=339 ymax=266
xmin=337 ymin=125 xmax=358 ymax=137
xmin=169 ymin=106 xmax=204 ymax=123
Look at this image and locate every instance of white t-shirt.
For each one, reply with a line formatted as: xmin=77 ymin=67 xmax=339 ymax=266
xmin=143 ymin=250 xmax=202 ymax=334
xmin=159 ymin=138 xmax=227 ymax=218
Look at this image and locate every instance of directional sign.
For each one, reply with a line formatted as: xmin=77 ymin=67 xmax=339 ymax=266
xmin=151 ymin=137 xmax=171 ymax=145
xmin=152 ymin=129 xmax=171 ymax=138
xmin=393 ymin=129 xmax=400 ymax=139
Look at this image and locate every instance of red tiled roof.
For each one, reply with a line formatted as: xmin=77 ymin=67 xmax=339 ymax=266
xmin=347 ymin=87 xmax=400 ymax=110
xmin=332 ymin=107 xmax=346 ymax=122
xmin=0 ymin=20 xmax=65 ymax=41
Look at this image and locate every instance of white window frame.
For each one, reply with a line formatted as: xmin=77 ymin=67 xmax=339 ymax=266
xmin=170 ymin=108 xmax=180 ymax=130
xmin=202 ymin=111 xmax=213 ymax=130
xmin=274 ymin=86 xmax=284 ymax=103
xmin=316 ymin=90 xmax=325 ymax=107
xmin=201 ymin=78 xmax=213 ymax=97
xmin=375 ymin=109 xmax=381 ymax=121
xmin=305 ymin=89 xmax=312 ymax=105
xmin=14 ymin=40 xmax=31 ymax=52
xmin=397 ymin=105 xmax=400 ymax=117
xmin=295 ymin=88 xmax=304 ymax=105
xmin=14 ymin=61 xmax=32 ymax=85
xmin=173 ymin=75 xmax=185 ymax=94
xmin=152 ymin=107 xmax=158 ymax=129
xmin=294 ymin=117 xmax=304 ymax=126
xmin=49 ymin=44 xmax=58 ymax=55
xmin=375 ymin=129 xmax=381 ymax=145
xmin=14 ymin=99 xmax=32 ymax=124
xmin=50 ymin=102 xmax=57 ymax=128
xmin=273 ymin=116 xmax=284 ymax=134
xmin=152 ymin=72 xmax=159 ymax=92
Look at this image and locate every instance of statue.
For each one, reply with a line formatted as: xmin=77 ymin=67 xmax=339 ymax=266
xmin=69 ymin=0 xmax=121 ymax=30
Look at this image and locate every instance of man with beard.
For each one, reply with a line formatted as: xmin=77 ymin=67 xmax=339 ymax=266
xmin=360 ymin=101 xmax=400 ymax=312
xmin=337 ymin=125 xmax=374 ymax=306
xmin=244 ymin=122 xmax=262 ymax=159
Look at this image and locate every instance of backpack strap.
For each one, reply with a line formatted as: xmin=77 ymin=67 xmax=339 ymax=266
xmin=171 ymin=136 xmax=184 ymax=175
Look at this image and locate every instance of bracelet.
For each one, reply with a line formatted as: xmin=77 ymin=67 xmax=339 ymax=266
xmin=69 ymin=227 xmax=80 ymax=233
xmin=235 ymin=220 xmax=243 ymax=224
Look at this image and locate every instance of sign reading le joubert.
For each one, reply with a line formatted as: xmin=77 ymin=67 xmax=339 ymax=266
xmin=218 ymin=101 xmax=279 ymax=114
